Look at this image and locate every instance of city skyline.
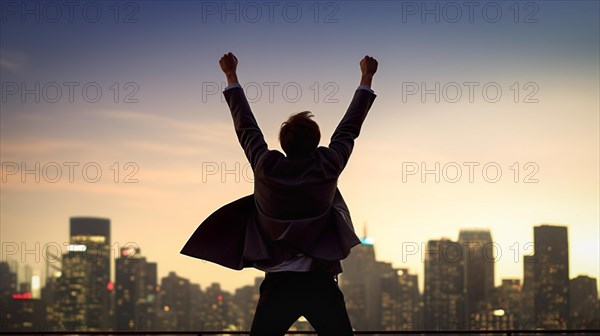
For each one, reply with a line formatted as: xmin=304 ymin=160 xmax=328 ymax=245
xmin=2 ymin=218 xmax=598 ymax=331
xmin=2 ymin=215 xmax=598 ymax=294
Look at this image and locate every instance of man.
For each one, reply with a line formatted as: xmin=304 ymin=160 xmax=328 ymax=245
xmin=181 ymin=52 xmax=378 ymax=335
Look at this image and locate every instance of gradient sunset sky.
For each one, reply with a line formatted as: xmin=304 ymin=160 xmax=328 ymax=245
xmin=1 ymin=0 xmax=598 ymax=292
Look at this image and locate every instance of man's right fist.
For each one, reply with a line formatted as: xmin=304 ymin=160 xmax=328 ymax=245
xmin=360 ymin=55 xmax=378 ymax=77
xmin=219 ymin=52 xmax=238 ymax=75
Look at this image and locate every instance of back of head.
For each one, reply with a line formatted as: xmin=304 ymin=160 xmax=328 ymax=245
xmin=279 ymin=111 xmax=321 ymax=158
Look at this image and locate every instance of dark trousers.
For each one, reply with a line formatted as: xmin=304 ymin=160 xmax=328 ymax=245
xmin=249 ymin=271 xmax=354 ymax=336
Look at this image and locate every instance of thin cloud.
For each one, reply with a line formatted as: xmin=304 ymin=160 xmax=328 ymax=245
xmin=95 ymin=109 xmax=233 ymax=145
xmin=0 ymin=140 xmax=88 ymax=156
xmin=0 ymin=49 xmax=30 ymax=74
xmin=124 ymin=140 xmax=210 ymax=157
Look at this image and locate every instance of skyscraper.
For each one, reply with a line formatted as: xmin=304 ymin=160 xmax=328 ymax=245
xmin=485 ymin=279 xmax=522 ymax=330
xmin=570 ymin=275 xmax=599 ymax=329
xmin=159 ymin=272 xmax=191 ymax=331
xmin=340 ymin=231 xmax=379 ymax=330
xmin=137 ymin=261 xmax=158 ymax=330
xmin=380 ymin=268 xmax=421 ymax=330
xmin=423 ymin=238 xmax=465 ymax=330
xmin=521 ymin=255 xmax=536 ymax=328
xmin=202 ymin=282 xmax=232 ymax=329
xmin=458 ymin=229 xmax=495 ymax=329
xmin=55 ymin=217 xmax=111 ymax=331
xmin=230 ymin=277 xmax=261 ymax=331
xmin=533 ymin=224 xmax=570 ymax=329
xmin=115 ymin=246 xmax=158 ymax=331
xmin=498 ymin=279 xmax=522 ymax=322
xmin=0 ymin=262 xmax=18 ymax=329
xmin=3 ymin=294 xmax=45 ymax=331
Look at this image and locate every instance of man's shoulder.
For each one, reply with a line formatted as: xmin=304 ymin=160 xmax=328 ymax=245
xmin=254 ymin=149 xmax=284 ymax=170
xmin=255 ymin=146 xmax=333 ymax=168
xmin=261 ymin=148 xmax=331 ymax=162
xmin=255 ymin=147 xmax=338 ymax=174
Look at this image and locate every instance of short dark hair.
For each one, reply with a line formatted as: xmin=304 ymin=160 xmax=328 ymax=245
xmin=279 ymin=111 xmax=320 ymax=158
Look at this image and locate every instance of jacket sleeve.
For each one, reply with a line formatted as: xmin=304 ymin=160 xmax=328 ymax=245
xmin=328 ymin=88 xmax=377 ymax=171
xmin=223 ymin=87 xmax=268 ymax=170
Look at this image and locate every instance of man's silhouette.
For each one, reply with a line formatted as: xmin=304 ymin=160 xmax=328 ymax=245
xmin=181 ymin=52 xmax=378 ymax=335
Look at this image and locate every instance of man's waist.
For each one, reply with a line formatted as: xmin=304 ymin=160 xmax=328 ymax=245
xmin=264 ymin=270 xmax=338 ymax=280
xmin=254 ymin=254 xmax=342 ymax=274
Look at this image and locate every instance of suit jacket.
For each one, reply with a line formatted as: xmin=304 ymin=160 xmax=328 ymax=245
xmin=180 ymin=86 xmax=377 ymax=271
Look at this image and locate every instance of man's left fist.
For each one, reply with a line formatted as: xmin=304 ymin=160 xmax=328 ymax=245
xmin=219 ymin=52 xmax=238 ymax=74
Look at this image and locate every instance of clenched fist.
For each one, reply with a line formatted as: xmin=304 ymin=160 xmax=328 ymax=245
xmin=219 ymin=52 xmax=238 ymax=75
xmin=360 ymin=55 xmax=378 ymax=77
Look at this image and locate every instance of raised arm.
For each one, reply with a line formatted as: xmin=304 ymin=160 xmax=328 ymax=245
xmin=220 ymin=52 xmax=268 ymax=169
xmin=329 ymin=55 xmax=378 ymax=171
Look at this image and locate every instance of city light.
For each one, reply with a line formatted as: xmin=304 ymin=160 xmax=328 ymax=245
xmin=12 ymin=292 xmax=32 ymax=300
xmin=67 ymin=244 xmax=86 ymax=252
xmin=360 ymin=237 xmax=375 ymax=246
xmin=31 ymin=274 xmax=41 ymax=299
xmin=493 ymin=309 xmax=505 ymax=317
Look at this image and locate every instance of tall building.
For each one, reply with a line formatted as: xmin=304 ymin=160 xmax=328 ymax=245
xmin=3 ymin=294 xmax=45 ymax=331
xmin=521 ymin=255 xmax=536 ymax=328
xmin=423 ymin=238 xmax=465 ymax=330
xmin=159 ymin=272 xmax=191 ymax=330
xmin=115 ymin=246 xmax=158 ymax=331
xmin=0 ymin=262 xmax=18 ymax=329
xmin=203 ymin=282 xmax=233 ymax=329
xmin=458 ymin=229 xmax=495 ymax=329
xmin=340 ymin=232 xmax=380 ymax=330
xmin=41 ymin=272 xmax=62 ymax=331
xmin=380 ymin=268 xmax=421 ymax=330
xmin=570 ymin=275 xmax=599 ymax=329
xmin=496 ymin=279 xmax=522 ymax=329
xmin=473 ymin=279 xmax=521 ymax=330
xmin=333 ymin=228 xmax=423 ymax=332
xmin=230 ymin=277 xmax=261 ymax=331
xmin=533 ymin=225 xmax=570 ymax=329
xmin=371 ymin=261 xmax=395 ymax=330
xmin=190 ymin=284 xmax=206 ymax=331
xmin=137 ymin=262 xmax=158 ymax=330
xmin=55 ymin=217 xmax=111 ymax=331
xmin=380 ymin=268 xmax=398 ymax=330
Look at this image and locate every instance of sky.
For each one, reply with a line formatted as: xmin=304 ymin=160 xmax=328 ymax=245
xmin=1 ymin=0 xmax=598 ymax=292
